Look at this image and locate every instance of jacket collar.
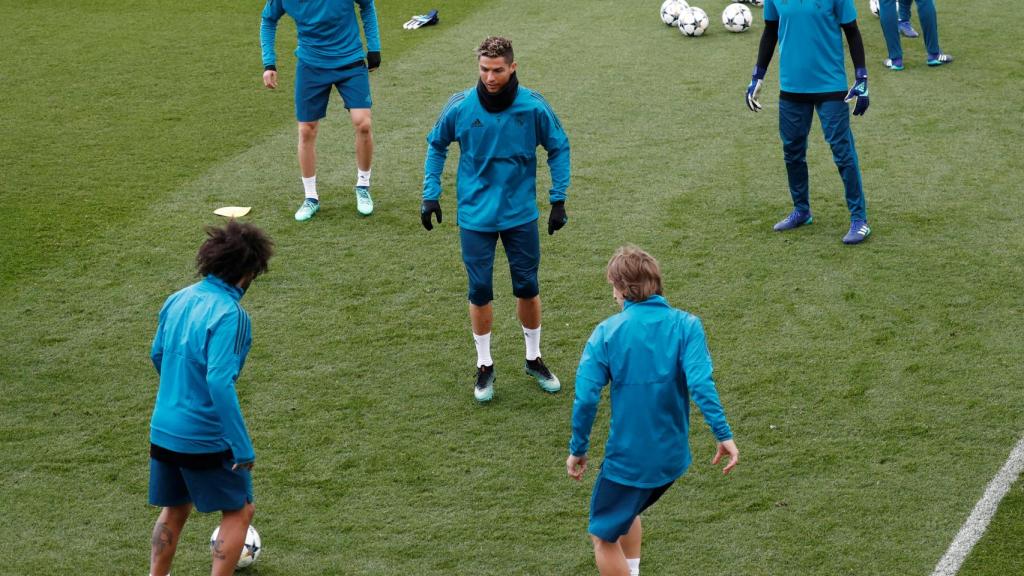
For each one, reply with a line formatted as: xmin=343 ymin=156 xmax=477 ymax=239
xmin=623 ymin=294 xmax=668 ymax=310
xmin=203 ymin=275 xmax=244 ymax=301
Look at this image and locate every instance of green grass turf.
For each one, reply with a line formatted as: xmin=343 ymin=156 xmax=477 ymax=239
xmin=1 ymin=0 xmax=1022 ymax=574
xmin=959 ymin=476 xmax=1024 ymax=575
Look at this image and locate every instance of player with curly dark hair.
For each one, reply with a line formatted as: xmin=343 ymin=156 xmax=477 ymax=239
xmin=147 ymin=221 xmax=273 ymax=576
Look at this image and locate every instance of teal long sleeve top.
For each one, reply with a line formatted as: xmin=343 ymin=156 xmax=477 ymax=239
xmin=261 ymin=0 xmax=380 ymax=69
xmin=570 ymin=295 xmax=732 ymax=488
xmin=423 ymin=86 xmax=570 ymax=232
xmin=150 ymin=275 xmax=255 ymax=464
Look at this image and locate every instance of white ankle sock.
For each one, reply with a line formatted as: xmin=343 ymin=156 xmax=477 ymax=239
xmin=473 ymin=332 xmax=492 ymax=367
xmin=626 ymin=558 xmax=640 ymax=576
xmin=523 ymin=325 xmax=541 ymax=361
xmin=356 ymin=169 xmax=371 ymax=188
xmin=302 ymin=175 xmax=318 ymax=200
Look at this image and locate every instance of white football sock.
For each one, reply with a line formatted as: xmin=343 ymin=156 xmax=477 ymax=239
xmin=356 ymin=169 xmax=371 ymax=188
xmin=301 ymin=175 xmax=318 ymax=200
xmin=523 ymin=325 xmax=541 ymax=361
xmin=473 ymin=332 xmax=492 ymax=367
xmin=626 ymin=558 xmax=640 ymax=576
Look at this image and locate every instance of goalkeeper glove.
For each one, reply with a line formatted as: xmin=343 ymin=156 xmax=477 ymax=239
xmin=403 ymin=10 xmax=439 ymax=30
xmin=746 ymin=66 xmax=766 ymax=112
xmin=548 ymin=201 xmax=567 ymax=235
xmin=421 ymin=200 xmax=442 ymax=231
xmin=845 ymin=68 xmax=869 ymax=116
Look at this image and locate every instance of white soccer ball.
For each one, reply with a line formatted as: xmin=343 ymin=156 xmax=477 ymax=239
xmin=678 ymin=6 xmax=710 ymax=37
xmin=660 ymin=0 xmax=690 ymax=26
xmin=869 ymin=0 xmax=880 ymax=17
xmin=722 ymin=3 xmax=753 ymax=32
xmin=210 ymin=525 xmax=262 ymax=570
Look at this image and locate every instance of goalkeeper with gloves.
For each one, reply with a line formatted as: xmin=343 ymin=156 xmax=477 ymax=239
xmin=746 ymin=0 xmax=872 ymax=244
xmin=421 ymin=36 xmax=571 ymax=403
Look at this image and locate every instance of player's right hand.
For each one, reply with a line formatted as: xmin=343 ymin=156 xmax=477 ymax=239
xmin=712 ymin=439 xmax=739 ymax=475
xmin=421 ymin=200 xmax=442 ymax=230
xmin=263 ymin=69 xmax=278 ymax=89
xmin=746 ymin=66 xmax=766 ymax=112
xmin=566 ymin=454 xmax=588 ymax=481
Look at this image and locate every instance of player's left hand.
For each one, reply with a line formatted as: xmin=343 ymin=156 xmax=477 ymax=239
xmin=421 ymin=199 xmax=442 ymax=230
xmin=366 ymin=51 xmax=381 ymax=72
xmin=232 ymin=461 xmax=255 ymax=471
xmin=845 ymin=68 xmax=869 ymax=116
xmin=566 ymin=454 xmax=588 ymax=481
xmin=548 ymin=201 xmax=567 ymax=235
xmin=712 ymin=439 xmax=739 ymax=475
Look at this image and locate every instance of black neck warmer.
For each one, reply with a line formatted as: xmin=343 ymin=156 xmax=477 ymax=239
xmin=476 ymin=72 xmax=519 ymax=113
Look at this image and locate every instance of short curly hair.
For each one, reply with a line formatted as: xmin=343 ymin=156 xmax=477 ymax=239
xmin=476 ymin=36 xmax=514 ymax=64
xmin=196 ymin=221 xmax=274 ymax=285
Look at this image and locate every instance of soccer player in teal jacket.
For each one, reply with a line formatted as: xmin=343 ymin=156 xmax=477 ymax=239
xmin=746 ymin=0 xmax=873 ymax=244
xmin=567 ymin=246 xmax=738 ymax=576
xmin=260 ymin=0 xmax=381 ymax=221
xmin=147 ymin=222 xmax=273 ymax=576
xmin=421 ymin=36 xmax=570 ymax=403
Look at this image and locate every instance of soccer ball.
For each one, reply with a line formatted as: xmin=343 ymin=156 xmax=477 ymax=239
xmin=210 ymin=525 xmax=262 ymax=570
xmin=678 ymin=6 xmax=710 ymax=37
xmin=660 ymin=0 xmax=690 ymax=26
xmin=722 ymin=3 xmax=753 ymax=32
xmin=869 ymin=0 xmax=880 ymax=17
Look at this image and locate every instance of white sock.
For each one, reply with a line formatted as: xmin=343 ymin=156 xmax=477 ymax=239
xmin=473 ymin=332 xmax=492 ymax=367
xmin=302 ymin=175 xmax=318 ymax=200
xmin=523 ymin=325 xmax=541 ymax=361
xmin=626 ymin=558 xmax=640 ymax=576
xmin=356 ymin=169 xmax=371 ymax=188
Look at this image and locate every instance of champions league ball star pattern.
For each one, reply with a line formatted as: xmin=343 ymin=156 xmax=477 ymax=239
xmin=678 ymin=6 xmax=710 ymax=37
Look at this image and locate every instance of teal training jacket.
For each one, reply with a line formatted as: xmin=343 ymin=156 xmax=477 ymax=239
xmin=261 ymin=0 xmax=380 ymax=69
xmin=150 ymin=275 xmax=255 ymax=463
xmin=423 ymin=86 xmax=570 ymax=232
xmin=570 ymin=295 xmax=732 ymax=488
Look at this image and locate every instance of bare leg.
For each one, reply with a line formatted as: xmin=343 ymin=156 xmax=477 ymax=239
xmin=591 ymin=535 xmax=630 ymax=576
xmin=298 ymin=121 xmax=319 ymax=179
xmin=349 ymin=109 xmax=373 ymax=172
xmin=150 ymin=503 xmax=192 ymax=576
xmin=516 ymin=296 xmax=541 ymax=330
xmin=620 ymin=517 xmax=642 ymax=568
xmin=470 ymin=303 xmax=493 ymax=336
xmin=210 ymin=502 xmax=255 ymax=576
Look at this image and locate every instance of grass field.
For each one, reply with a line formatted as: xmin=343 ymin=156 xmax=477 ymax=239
xmin=1 ymin=0 xmax=1023 ymax=574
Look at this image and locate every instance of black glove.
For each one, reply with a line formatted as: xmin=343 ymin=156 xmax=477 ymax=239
xmin=548 ymin=201 xmax=567 ymax=235
xmin=421 ymin=200 xmax=442 ymax=230
xmin=366 ymin=51 xmax=381 ymax=71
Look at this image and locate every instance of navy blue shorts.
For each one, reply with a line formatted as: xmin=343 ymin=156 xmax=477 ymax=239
xmin=295 ymin=59 xmax=372 ymax=122
xmin=460 ymin=220 xmax=540 ymax=306
xmin=148 ymin=457 xmax=253 ymax=514
xmin=589 ymin=470 xmax=674 ymax=542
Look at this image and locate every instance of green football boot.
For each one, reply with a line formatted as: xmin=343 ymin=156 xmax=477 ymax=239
xmin=525 ymin=357 xmax=560 ymax=393
xmin=294 ymin=198 xmax=320 ymax=222
xmin=355 ymin=186 xmax=373 ymax=216
xmin=474 ymin=364 xmax=495 ymax=403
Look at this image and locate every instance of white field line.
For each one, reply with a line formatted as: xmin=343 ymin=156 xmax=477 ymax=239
xmin=931 ymin=436 xmax=1024 ymax=576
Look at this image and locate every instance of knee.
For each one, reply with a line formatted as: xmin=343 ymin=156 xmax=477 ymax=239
xmin=298 ymin=123 xmax=319 ymax=143
xmin=353 ymin=115 xmax=372 ymax=136
xmin=511 ymin=275 xmax=539 ymax=300
xmin=468 ymin=284 xmax=493 ymax=307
